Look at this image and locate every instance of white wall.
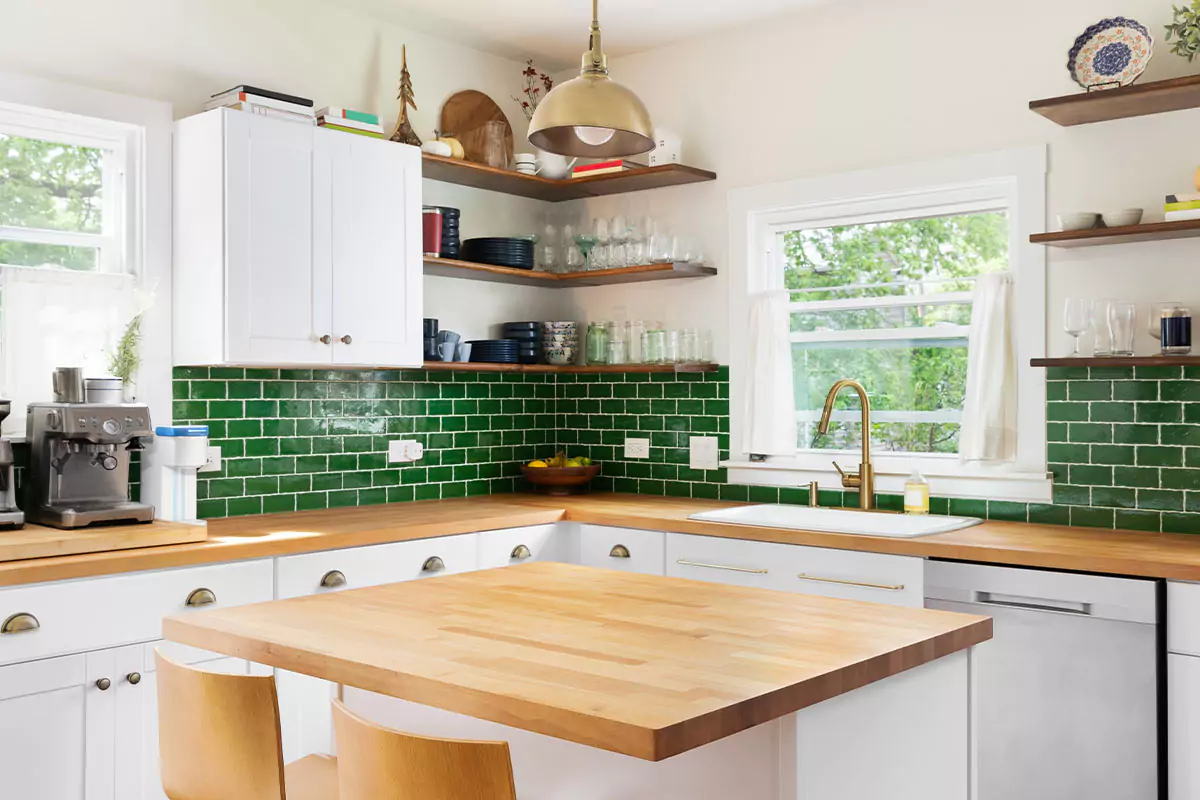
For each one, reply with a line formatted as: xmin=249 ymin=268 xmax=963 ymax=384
xmin=570 ymin=0 xmax=1200 ymax=363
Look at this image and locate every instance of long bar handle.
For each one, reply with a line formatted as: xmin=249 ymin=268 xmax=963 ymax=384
xmin=797 ymin=573 xmax=904 ymax=591
xmin=975 ymin=591 xmax=1091 ymax=616
xmin=676 ymin=559 xmax=768 ymax=575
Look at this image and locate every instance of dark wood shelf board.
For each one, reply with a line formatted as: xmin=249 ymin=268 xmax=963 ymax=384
xmin=1030 ymin=74 xmax=1200 ymax=126
xmin=421 ymin=154 xmax=716 ymax=202
xmin=1031 ymin=356 xmax=1200 ymax=368
xmin=421 ymin=361 xmax=718 ymax=374
xmin=1030 ymin=219 xmax=1200 ymax=248
xmin=423 ymin=257 xmax=716 ymax=287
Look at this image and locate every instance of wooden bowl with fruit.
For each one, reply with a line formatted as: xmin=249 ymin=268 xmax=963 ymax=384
xmin=521 ymin=452 xmax=600 ymax=496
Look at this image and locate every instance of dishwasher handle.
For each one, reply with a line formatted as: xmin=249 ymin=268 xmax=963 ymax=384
xmin=975 ymin=591 xmax=1093 ymax=616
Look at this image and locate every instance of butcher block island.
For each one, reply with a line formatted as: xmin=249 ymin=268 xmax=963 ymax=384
xmin=166 ymin=561 xmax=991 ymax=800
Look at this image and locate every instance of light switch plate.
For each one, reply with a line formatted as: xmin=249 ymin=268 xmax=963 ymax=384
xmin=624 ymin=437 xmax=651 ymax=459
xmin=388 ymin=439 xmax=424 ymax=463
xmin=689 ymin=436 xmax=720 ymax=470
xmin=198 ymin=446 xmax=222 ymax=473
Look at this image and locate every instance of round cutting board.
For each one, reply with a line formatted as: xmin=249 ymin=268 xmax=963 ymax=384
xmin=440 ymin=90 xmax=514 ymax=166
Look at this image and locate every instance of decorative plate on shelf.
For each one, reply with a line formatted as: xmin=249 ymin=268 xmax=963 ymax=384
xmin=1068 ymin=17 xmax=1153 ymax=90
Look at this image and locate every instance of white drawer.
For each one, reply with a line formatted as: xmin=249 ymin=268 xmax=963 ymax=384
xmin=0 ymin=559 xmax=273 ymax=667
xmin=1169 ymin=581 xmax=1200 ymax=656
xmin=578 ymin=525 xmax=665 ymax=575
xmin=476 ymin=525 xmax=560 ymax=570
xmin=667 ymin=533 xmax=924 ymax=607
xmin=276 ymin=533 xmax=478 ymax=600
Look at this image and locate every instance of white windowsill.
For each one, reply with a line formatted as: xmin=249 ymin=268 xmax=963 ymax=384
xmin=723 ymin=454 xmax=1053 ymax=503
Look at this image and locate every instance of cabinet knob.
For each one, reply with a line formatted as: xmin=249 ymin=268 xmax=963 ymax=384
xmin=320 ymin=570 xmax=347 ymax=588
xmin=126 ymin=672 xmax=142 ymax=685
xmin=1 ymin=612 xmax=40 ymax=634
xmin=510 ymin=544 xmax=532 ymax=560
xmin=186 ymin=588 xmax=217 ymax=607
xmin=340 ymin=335 xmax=353 ymax=345
xmin=319 ymin=334 xmax=332 ymax=345
xmin=609 ymin=544 xmax=631 ymax=559
xmin=95 ymin=678 xmax=111 ymax=691
xmin=422 ymin=556 xmax=445 ymax=573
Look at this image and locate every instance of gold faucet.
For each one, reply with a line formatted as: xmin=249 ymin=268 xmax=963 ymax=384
xmin=816 ymin=379 xmax=875 ymax=511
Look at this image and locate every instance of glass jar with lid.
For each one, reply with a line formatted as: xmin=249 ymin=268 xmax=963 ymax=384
xmin=586 ymin=322 xmax=610 ymax=365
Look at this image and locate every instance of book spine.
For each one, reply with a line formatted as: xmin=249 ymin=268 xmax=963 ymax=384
xmin=572 ymin=159 xmax=625 ymax=174
xmin=316 ymin=115 xmax=383 ymax=133
xmin=226 ymin=92 xmax=314 ymax=116
xmin=208 ymin=101 xmax=316 ymax=125
xmin=319 ymin=123 xmax=384 ymax=138
xmin=1165 ymin=209 xmax=1200 ymax=222
xmin=1165 ymin=200 xmax=1200 ymax=212
xmin=317 ymin=107 xmax=380 ymax=125
xmin=572 ymin=166 xmax=627 ymax=177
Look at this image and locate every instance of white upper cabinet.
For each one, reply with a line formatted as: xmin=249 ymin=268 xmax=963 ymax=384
xmin=174 ymin=109 xmax=422 ymax=367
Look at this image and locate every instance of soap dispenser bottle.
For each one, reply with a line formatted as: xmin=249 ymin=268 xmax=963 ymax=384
xmin=903 ymin=467 xmax=930 ymax=515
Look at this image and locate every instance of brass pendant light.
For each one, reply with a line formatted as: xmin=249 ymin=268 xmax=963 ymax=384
xmin=528 ymin=0 xmax=654 ymax=158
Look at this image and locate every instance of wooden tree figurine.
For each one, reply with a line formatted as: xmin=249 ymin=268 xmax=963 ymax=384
xmin=389 ymin=45 xmax=422 ymax=146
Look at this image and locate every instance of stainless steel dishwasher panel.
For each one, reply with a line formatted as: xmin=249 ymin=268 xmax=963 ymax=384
xmin=924 ymin=560 xmax=1160 ymax=800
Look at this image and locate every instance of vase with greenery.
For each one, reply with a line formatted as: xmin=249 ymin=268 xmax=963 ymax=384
xmin=1166 ymin=1 xmax=1200 ymax=61
xmin=108 ymin=314 xmax=142 ymax=401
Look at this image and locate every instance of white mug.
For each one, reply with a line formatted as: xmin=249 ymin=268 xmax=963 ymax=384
xmin=514 ymin=152 xmax=540 ymax=175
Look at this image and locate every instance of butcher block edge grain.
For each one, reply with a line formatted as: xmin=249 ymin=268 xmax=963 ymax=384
xmin=6 ymin=493 xmax=1200 ymax=586
xmin=0 ymin=520 xmax=207 ymax=562
xmin=163 ymin=562 xmax=992 ymax=761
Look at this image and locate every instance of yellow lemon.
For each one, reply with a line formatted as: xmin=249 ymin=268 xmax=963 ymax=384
xmin=527 ymin=460 xmax=548 ymax=468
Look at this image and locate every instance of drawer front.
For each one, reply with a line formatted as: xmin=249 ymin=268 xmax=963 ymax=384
xmin=476 ymin=525 xmax=560 ymax=570
xmin=0 ymin=559 xmax=273 ymax=667
xmin=276 ymin=534 xmax=478 ymax=600
xmin=578 ymin=525 xmax=665 ymax=575
xmin=668 ymin=533 xmax=923 ymax=607
xmin=1170 ymin=653 xmax=1200 ymax=799
xmin=1169 ymin=581 xmax=1200 ymax=656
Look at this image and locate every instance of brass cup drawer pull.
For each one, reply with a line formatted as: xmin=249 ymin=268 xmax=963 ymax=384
xmin=676 ymin=559 xmax=768 ymax=575
xmin=609 ymin=544 xmax=631 ymax=559
xmin=796 ymin=573 xmax=905 ymax=591
xmin=1 ymin=612 xmax=40 ymax=634
xmin=510 ymin=544 xmax=532 ymax=560
xmin=186 ymin=588 xmax=217 ymax=607
xmin=422 ymin=556 xmax=445 ymax=573
xmin=320 ymin=570 xmax=347 ymax=588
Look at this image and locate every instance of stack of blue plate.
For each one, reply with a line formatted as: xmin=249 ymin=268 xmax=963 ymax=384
xmin=467 ymin=339 xmax=519 ymax=364
xmin=504 ymin=322 xmax=541 ymax=364
xmin=461 ymin=237 xmax=534 ymax=270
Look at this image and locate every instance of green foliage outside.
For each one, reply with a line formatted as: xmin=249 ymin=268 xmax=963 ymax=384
xmin=0 ymin=133 xmax=104 ymax=270
xmin=783 ymin=212 xmax=1008 ymax=454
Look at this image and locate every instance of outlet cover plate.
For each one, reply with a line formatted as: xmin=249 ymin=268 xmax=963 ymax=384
xmin=689 ymin=436 xmax=720 ymax=470
xmin=388 ymin=439 xmax=424 ymax=463
xmin=198 ymin=446 xmax=222 ymax=473
xmin=624 ymin=437 xmax=651 ymax=459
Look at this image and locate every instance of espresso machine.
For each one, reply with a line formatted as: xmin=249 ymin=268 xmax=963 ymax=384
xmin=0 ymin=399 xmax=24 ymax=529
xmin=26 ymin=367 xmax=155 ymax=529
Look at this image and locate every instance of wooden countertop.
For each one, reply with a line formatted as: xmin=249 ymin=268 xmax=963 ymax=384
xmin=164 ymin=561 xmax=991 ymax=761
xmin=5 ymin=492 xmax=1200 ymax=587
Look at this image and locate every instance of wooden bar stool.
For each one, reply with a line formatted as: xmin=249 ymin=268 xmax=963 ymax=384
xmin=154 ymin=649 xmax=338 ymax=800
xmin=332 ymin=699 xmax=518 ymax=800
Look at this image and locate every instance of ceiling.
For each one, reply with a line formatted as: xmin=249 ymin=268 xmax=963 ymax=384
xmin=327 ymin=0 xmax=828 ymax=69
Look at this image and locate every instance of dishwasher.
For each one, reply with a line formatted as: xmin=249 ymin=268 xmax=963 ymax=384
xmin=924 ymin=560 xmax=1162 ymax=800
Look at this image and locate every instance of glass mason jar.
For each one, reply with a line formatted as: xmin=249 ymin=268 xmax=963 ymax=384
xmin=586 ymin=322 xmax=610 ymax=365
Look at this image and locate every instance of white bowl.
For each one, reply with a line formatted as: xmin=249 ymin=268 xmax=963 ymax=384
xmin=544 ymin=347 xmax=577 ymax=366
xmin=1059 ymin=212 xmax=1100 ymax=231
xmin=1102 ymin=208 xmax=1144 ymax=228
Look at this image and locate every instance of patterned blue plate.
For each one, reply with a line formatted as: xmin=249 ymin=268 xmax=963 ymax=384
xmin=1068 ymin=17 xmax=1153 ymax=90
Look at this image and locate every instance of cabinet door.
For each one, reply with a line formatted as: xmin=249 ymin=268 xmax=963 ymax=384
xmin=320 ymin=129 xmax=422 ymax=367
xmin=0 ymin=651 xmax=117 ymax=800
xmin=578 ymin=525 xmax=665 ymax=575
xmin=1172 ymin=653 xmax=1200 ymax=799
xmin=224 ymin=111 xmax=332 ymax=364
xmin=476 ymin=525 xmax=561 ymax=569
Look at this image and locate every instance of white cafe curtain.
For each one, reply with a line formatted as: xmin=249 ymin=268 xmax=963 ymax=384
xmin=959 ymin=271 xmax=1017 ymax=462
xmin=743 ymin=290 xmax=797 ymax=456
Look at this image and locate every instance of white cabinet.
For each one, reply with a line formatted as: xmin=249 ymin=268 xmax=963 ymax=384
xmin=1170 ymin=581 xmax=1200 ymax=798
xmin=174 ymin=108 xmax=422 ymax=367
xmin=477 ymin=525 xmax=561 ymax=569
xmin=577 ymin=525 xmax=665 ymax=575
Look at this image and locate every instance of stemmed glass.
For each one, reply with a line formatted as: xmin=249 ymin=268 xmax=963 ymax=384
xmin=573 ymin=231 xmax=597 ymax=271
xmin=609 ymin=214 xmax=628 ymax=268
xmin=590 ymin=218 xmax=611 ymax=270
xmin=563 ymin=223 xmax=584 ymax=272
xmin=1063 ymin=297 xmax=1092 ymax=357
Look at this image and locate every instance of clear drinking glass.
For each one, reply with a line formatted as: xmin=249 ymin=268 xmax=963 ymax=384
xmin=643 ymin=329 xmax=666 ymax=364
xmin=662 ymin=330 xmax=680 ymax=364
xmin=539 ymin=220 xmax=560 ymax=272
xmin=626 ymin=320 xmax=645 ymax=363
xmin=697 ymin=329 xmax=713 ymax=363
xmin=1091 ymin=299 xmax=1113 ymax=356
xmin=1063 ymin=298 xmax=1091 ymax=357
xmin=649 ymin=226 xmax=674 ymax=263
xmin=591 ymin=217 xmax=610 ymax=270
xmin=1108 ymin=301 xmax=1137 ymax=356
xmin=679 ymin=328 xmax=699 ymax=362
xmin=610 ymin=215 xmax=628 ymax=268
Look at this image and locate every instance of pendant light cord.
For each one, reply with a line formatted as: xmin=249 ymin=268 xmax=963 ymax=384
xmin=585 ymin=0 xmax=607 ymax=74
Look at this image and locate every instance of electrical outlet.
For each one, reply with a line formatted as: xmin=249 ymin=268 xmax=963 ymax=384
xmin=198 ymin=445 xmax=222 ymax=473
xmin=388 ymin=439 xmax=424 ymax=464
xmin=624 ymin=437 xmax=651 ymax=459
xmin=689 ymin=436 xmax=720 ymax=470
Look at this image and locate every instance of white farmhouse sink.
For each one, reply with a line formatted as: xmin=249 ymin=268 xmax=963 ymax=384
xmin=688 ymin=504 xmax=983 ymax=538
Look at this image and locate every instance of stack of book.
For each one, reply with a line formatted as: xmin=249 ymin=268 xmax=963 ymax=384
xmin=205 ymin=85 xmax=315 ymax=124
xmin=570 ymin=159 xmax=646 ymax=179
xmin=316 ymin=107 xmax=384 ymax=138
xmin=1165 ymin=193 xmax=1200 ymax=222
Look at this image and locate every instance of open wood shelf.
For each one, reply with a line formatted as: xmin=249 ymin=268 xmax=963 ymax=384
xmin=422 ymin=361 xmax=719 ymax=374
xmin=1032 ymin=356 xmax=1200 ymax=367
xmin=1030 ymin=74 xmax=1200 ymax=126
xmin=1030 ymin=219 xmax=1200 ymax=248
xmin=421 ymin=154 xmax=716 ymax=202
xmin=423 ymin=256 xmax=716 ymax=287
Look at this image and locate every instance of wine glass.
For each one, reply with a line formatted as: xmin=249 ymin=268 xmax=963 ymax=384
xmin=563 ymin=223 xmax=584 ymax=272
xmin=610 ymin=214 xmax=628 ymax=268
xmin=591 ymin=217 xmax=611 ymax=270
xmin=1063 ymin=297 xmax=1092 ymax=357
xmin=573 ymin=232 xmax=597 ymax=270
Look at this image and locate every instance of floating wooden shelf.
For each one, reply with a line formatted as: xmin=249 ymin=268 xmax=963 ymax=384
xmin=421 ymin=154 xmax=716 ymax=202
xmin=1032 ymin=356 xmax=1200 ymax=368
xmin=422 ymin=361 xmax=719 ymax=374
xmin=1030 ymin=74 xmax=1200 ymax=126
xmin=1030 ymin=219 xmax=1200 ymax=248
xmin=423 ymin=257 xmax=717 ymax=287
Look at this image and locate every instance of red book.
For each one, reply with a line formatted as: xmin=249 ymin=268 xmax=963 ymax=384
xmin=571 ymin=159 xmax=646 ymax=177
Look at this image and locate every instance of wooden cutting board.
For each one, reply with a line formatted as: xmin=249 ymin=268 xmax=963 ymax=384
xmin=439 ymin=90 xmax=514 ymax=166
xmin=0 ymin=520 xmax=207 ymax=562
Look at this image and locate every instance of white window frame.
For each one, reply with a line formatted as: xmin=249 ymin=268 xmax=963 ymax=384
xmin=727 ymin=147 xmax=1050 ymax=502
